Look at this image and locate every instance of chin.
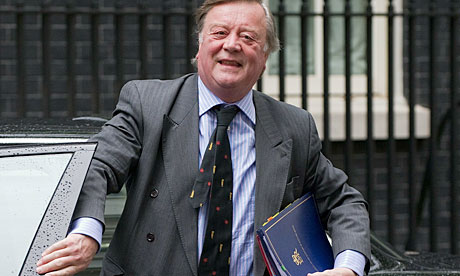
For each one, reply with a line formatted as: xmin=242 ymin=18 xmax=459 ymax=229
xmin=214 ymin=76 xmax=241 ymax=88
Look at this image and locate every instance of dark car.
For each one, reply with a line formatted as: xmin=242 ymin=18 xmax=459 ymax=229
xmin=370 ymin=233 xmax=460 ymax=275
xmin=1 ymin=118 xmax=459 ymax=275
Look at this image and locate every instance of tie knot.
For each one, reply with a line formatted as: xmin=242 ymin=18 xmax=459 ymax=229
xmin=215 ymin=105 xmax=239 ymax=128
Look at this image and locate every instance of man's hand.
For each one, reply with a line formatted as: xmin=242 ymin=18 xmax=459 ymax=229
xmin=308 ymin=267 xmax=357 ymax=276
xmin=36 ymin=233 xmax=98 ymax=276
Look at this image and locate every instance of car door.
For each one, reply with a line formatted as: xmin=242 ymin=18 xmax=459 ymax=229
xmin=0 ymin=143 xmax=96 ymax=276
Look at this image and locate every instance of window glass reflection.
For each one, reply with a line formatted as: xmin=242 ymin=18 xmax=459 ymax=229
xmin=0 ymin=153 xmax=72 ymax=275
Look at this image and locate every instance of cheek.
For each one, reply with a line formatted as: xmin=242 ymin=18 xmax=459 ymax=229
xmin=254 ymin=53 xmax=267 ymax=70
xmin=199 ymin=45 xmax=216 ymax=62
xmin=249 ymin=47 xmax=267 ymax=65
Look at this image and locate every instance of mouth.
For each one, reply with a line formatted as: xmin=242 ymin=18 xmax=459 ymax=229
xmin=218 ymin=59 xmax=242 ymax=67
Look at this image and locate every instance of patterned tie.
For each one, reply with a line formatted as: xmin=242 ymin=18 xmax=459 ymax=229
xmin=190 ymin=105 xmax=239 ymax=276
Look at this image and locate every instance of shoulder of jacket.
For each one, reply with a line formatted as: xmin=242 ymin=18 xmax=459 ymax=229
xmin=253 ymin=89 xmax=312 ymax=120
xmin=126 ymin=73 xmax=196 ymax=93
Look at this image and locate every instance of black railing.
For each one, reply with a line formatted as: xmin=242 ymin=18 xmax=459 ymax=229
xmin=0 ymin=0 xmax=459 ymax=255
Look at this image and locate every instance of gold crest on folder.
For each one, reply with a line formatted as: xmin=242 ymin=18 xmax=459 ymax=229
xmin=292 ymin=248 xmax=303 ymax=266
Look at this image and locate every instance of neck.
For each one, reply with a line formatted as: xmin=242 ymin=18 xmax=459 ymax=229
xmin=211 ymin=89 xmax=249 ymax=103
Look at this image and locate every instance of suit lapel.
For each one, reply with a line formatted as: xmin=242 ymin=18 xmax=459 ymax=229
xmin=253 ymin=92 xmax=293 ymax=276
xmin=162 ymin=75 xmax=199 ymax=276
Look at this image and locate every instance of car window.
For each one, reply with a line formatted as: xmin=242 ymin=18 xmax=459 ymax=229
xmin=0 ymin=144 xmax=96 ymax=276
xmin=0 ymin=153 xmax=73 ymax=275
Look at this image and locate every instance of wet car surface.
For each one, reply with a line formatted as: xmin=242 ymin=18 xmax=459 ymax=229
xmin=369 ymin=232 xmax=460 ymax=275
xmin=0 ymin=117 xmax=105 ymax=144
xmin=1 ymin=143 xmax=97 ymax=275
xmin=1 ymin=118 xmax=124 ymax=276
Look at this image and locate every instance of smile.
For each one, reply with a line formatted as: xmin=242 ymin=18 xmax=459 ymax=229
xmin=218 ymin=60 xmax=242 ymax=67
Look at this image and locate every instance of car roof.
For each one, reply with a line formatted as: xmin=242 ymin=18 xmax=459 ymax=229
xmin=0 ymin=117 xmax=105 ymax=137
xmin=0 ymin=117 xmax=106 ymax=144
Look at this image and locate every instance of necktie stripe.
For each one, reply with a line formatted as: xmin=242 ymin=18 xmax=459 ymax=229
xmin=196 ymin=105 xmax=239 ymax=276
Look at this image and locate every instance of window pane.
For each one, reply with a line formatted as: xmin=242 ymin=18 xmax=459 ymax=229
xmin=328 ymin=0 xmax=367 ymax=75
xmin=268 ymin=0 xmax=367 ymax=75
xmin=0 ymin=153 xmax=72 ymax=276
xmin=269 ymin=0 xmax=315 ymax=75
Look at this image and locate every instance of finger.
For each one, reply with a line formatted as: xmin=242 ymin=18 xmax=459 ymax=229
xmin=308 ymin=268 xmax=354 ymax=276
xmin=41 ymin=238 xmax=70 ymax=257
xmin=307 ymin=270 xmax=331 ymax=276
xmin=38 ymin=246 xmax=71 ymax=266
xmin=36 ymin=255 xmax=75 ymax=275
xmin=40 ymin=234 xmax=90 ymax=265
xmin=43 ymin=264 xmax=82 ymax=276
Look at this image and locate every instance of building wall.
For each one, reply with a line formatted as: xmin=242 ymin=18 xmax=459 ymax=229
xmin=0 ymin=0 xmax=199 ymax=118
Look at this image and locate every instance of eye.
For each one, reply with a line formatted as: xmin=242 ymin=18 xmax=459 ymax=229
xmin=211 ymin=30 xmax=227 ymax=38
xmin=241 ymin=33 xmax=255 ymax=42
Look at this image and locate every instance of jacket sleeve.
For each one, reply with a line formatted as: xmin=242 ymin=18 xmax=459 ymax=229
xmin=304 ymin=113 xmax=371 ymax=272
xmin=72 ymin=81 xmax=144 ymax=226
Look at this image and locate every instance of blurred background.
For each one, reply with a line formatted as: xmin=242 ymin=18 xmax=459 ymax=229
xmin=0 ymin=0 xmax=459 ymax=256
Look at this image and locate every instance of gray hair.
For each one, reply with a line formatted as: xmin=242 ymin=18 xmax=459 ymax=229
xmin=194 ymin=0 xmax=280 ymax=54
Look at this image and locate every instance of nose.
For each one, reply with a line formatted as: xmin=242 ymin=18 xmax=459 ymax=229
xmin=223 ymin=33 xmax=241 ymax=52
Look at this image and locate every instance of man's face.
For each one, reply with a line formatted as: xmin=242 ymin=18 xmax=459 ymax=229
xmin=196 ymin=1 xmax=269 ymax=102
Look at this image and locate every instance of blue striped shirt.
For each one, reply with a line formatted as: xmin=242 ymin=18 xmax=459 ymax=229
xmin=197 ymin=77 xmax=256 ymax=275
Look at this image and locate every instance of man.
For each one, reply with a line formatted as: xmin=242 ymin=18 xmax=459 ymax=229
xmin=37 ymin=0 xmax=370 ymax=275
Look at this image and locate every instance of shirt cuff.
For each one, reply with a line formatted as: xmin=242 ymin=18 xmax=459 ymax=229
xmin=334 ymin=249 xmax=366 ymax=276
xmin=68 ymin=217 xmax=103 ymax=252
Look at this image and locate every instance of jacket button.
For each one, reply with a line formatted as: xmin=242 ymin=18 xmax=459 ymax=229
xmin=150 ymin=189 xmax=159 ymax=198
xmin=146 ymin=232 xmax=155 ymax=242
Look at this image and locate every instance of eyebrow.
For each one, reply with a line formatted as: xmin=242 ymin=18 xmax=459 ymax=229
xmin=207 ymin=24 xmax=260 ymax=38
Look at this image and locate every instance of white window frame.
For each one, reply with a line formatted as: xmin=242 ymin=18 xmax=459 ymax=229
xmin=259 ymin=0 xmax=430 ymax=141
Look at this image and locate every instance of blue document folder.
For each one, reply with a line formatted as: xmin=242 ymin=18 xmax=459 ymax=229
xmin=256 ymin=192 xmax=334 ymax=276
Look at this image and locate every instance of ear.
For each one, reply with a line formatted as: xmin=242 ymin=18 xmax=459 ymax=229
xmin=264 ymin=52 xmax=269 ymax=62
xmin=195 ymin=43 xmax=202 ymax=60
xmin=259 ymin=64 xmax=267 ymax=79
xmin=262 ymin=53 xmax=269 ymax=71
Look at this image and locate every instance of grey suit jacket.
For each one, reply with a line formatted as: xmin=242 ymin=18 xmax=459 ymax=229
xmin=73 ymin=73 xmax=370 ymax=276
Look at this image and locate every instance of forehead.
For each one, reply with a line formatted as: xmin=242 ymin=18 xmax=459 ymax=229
xmin=204 ymin=1 xmax=266 ymax=32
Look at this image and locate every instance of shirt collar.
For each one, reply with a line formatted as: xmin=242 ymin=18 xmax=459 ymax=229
xmin=198 ymin=76 xmax=256 ymax=125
